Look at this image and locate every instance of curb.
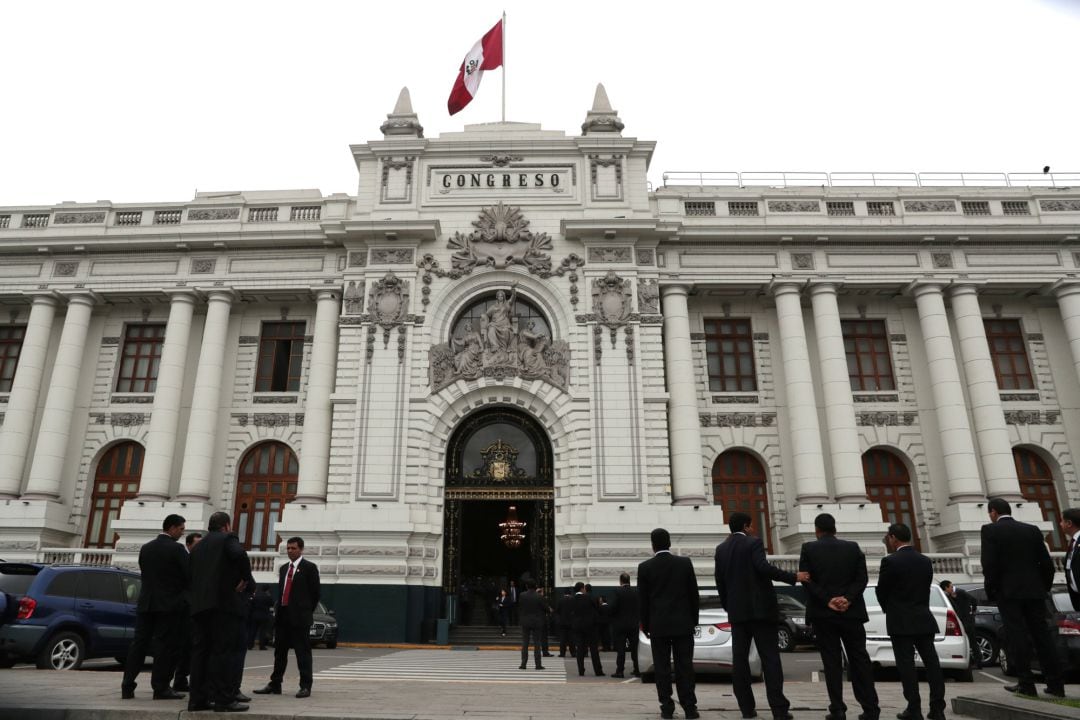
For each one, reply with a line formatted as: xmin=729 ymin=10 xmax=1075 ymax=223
xmin=954 ymin=694 xmax=1080 ymax=720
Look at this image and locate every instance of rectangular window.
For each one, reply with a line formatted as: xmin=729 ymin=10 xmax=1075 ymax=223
xmin=0 ymin=325 xmax=26 ymax=393
xmin=255 ymin=322 xmax=306 ymax=392
xmin=703 ymin=319 xmax=757 ymax=392
xmin=842 ymin=320 xmax=896 ymax=391
xmin=985 ymin=319 xmax=1034 ymax=390
xmin=115 ymin=325 xmax=165 ymax=393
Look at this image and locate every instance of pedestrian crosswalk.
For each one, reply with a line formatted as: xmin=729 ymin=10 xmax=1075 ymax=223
xmin=314 ymin=649 xmax=568 ymax=684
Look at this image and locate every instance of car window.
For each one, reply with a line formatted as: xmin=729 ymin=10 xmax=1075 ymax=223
xmin=777 ymin=596 xmax=804 ymax=612
xmin=316 ymin=602 xmax=327 ymax=614
xmin=928 ymin=587 xmax=947 ymax=608
xmin=120 ymin=575 xmax=140 ymax=604
xmin=45 ymin=572 xmax=80 ymax=598
xmin=0 ymin=565 xmax=41 ymax=594
xmin=700 ymin=597 xmax=726 ymax=610
xmin=1052 ymin=592 xmax=1073 ymax=613
xmin=82 ymin=571 xmax=124 ymax=603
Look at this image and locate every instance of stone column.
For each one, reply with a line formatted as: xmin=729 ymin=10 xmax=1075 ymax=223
xmin=1055 ymin=282 xmax=1080 ymax=399
xmin=22 ymin=293 xmax=96 ymax=500
xmin=773 ymin=282 xmax=829 ymax=502
xmin=949 ymin=285 xmax=1023 ymax=501
xmin=912 ymin=283 xmax=984 ymax=502
xmin=138 ymin=291 xmax=196 ymax=500
xmin=295 ymin=289 xmax=341 ymax=503
xmin=176 ymin=290 xmax=235 ymax=501
xmin=660 ymin=285 xmax=707 ymax=505
xmin=809 ymin=283 xmax=867 ymax=501
xmin=0 ymin=295 xmax=59 ymax=498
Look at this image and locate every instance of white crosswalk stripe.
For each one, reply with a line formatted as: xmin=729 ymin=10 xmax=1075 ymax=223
xmin=314 ymin=649 xmax=568 ymax=684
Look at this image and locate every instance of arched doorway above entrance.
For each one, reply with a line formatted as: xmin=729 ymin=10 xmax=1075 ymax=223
xmin=443 ymin=407 xmax=555 ymax=627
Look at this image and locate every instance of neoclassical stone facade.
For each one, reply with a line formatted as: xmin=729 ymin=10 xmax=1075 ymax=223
xmin=1 ymin=85 xmax=1078 ymax=640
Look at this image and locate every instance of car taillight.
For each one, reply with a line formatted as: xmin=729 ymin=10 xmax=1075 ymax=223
xmin=945 ymin=610 xmax=962 ymax=637
xmin=1058 ymin=618 xmax=1080 ymax=636
xmin=16 ymin=596 xmax=36 ymax=620
xmin=715 ymin=622 xmax=732 ymax=631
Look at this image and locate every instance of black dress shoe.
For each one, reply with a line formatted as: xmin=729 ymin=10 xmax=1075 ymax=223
xmin=927 ymin=712 xmax=945 ymax=720
xmin=686 ymin=709 xmax=701 ymax=720
xmin=1005 ymin=684 xmax=1037 ymax=696
xmin=742 ymin=711 xmax=758 ymax=719
xmin=519 ymin=664 xmax=527 ymax=670
xmin=631 ymin=669 xmax=640 ymax=677
xmin=188 ymin=702 xmax=212 ymax=712
xmin=1045 ymin=686 xmax=1066 ymax=698
xmin=213 ymin=701 xmax=249 ymax=713
xmin=825 ymin=714 xmax=847 ymax=720
xmin=153 ymin=689 xmax=186 ymax=700
xmin=661 ymin=710 xmax=675 ymax=720
xmin=774 ymin=713 xmax=793 ymax=720
xmin=896 ymin=711 xmax=923 ymax=720
xmin=121 ymin=688 xmax=135 ymax=700
xmin=233 ymin=692 xmax=252 ymax=703
xmin=253 ymin=684 xmax=281 ymax=695
xmin=173 ymin=682 xmax=190 ymax=692
xmin=296 ymin=687 xmax=311 ymax=699
xmin=535 ymin=665 xmax=544 ymax=670
xmin=596 ymin=671 xmax=605 ymax=676
xmin=612 ymin=671 xmax=625 ymax=678
xmin=543 ymin=653 xmax=554 ymax=657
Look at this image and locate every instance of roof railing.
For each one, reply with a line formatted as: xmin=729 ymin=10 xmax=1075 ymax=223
xmin=661 ymin=171 xmax=1080 ymax=189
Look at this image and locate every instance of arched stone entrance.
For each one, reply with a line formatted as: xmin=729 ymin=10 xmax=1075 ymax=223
xmin=443 ymin=407 xmax=555 ymax=626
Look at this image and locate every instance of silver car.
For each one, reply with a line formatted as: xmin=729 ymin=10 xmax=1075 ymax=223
xmin=638 ymin=597 xmax=763 ymax=680
xmin=862 ymin=583 xmax=973 ymax=681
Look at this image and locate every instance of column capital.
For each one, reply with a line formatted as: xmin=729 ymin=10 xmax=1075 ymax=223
xmin=58 ymin=290 xmax=101 ymax=307
xmin=204 ymin=288 xmax=238 ymax=304
xmin=768 ymin=277 xmax=807 ymax=297
xmin=906 ymin=279 xmax=947 ymax=299
xmin=946 ymin=281 xmax=987 ymax=298
xmin=659 ymin=283 xmax=692 ymax=298
xmin=1051 ymin=279 xmax=1080 ymax=300
xmin=807 ymin=281 xmax=841 ymax=297
xmin=310 ymin=287 xmax=341 ymax=301
xmin=162 ymin=288 xmax=200 ymax=305
xmin=22 ymin=290 xmax=61 ymax=307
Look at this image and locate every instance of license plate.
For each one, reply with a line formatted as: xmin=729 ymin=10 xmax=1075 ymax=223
xmin=309 ymin=628 xmax=318 ymax=636
xmin=792 ymin=618 xmax=805 ymax=625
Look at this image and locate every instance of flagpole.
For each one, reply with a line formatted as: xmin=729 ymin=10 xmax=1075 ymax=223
xmin=501 ymin=10 xmax=506 ymax=123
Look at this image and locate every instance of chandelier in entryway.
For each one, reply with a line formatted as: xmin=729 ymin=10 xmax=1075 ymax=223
xmin=498 ymin=505 xmax=527 ymax=549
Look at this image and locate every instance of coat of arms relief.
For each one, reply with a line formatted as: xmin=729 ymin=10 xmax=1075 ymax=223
xmin=448 ymin=202 xmax=555 ymax=275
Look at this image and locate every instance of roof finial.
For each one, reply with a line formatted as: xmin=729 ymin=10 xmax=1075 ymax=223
xmin=581 ymin=83 xmax=624 ymax=136
xmin=381 ymin=87 xmax=424 ymax=138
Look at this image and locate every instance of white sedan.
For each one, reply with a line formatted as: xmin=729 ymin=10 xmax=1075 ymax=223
xmin=638 ymin=597 xmax=763 ymax=680
xmin=862 ymin=583 xmax=973 ymax=681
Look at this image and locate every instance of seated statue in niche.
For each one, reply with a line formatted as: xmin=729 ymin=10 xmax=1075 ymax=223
xmin=481 ymin=286 xmax=518 ymax=366
xmin=452 ymin=321 xmax=484 ymax=377
xmin=518 ymin=321 xmax=549 ymax=377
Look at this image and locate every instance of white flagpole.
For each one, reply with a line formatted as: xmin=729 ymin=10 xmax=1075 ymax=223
xmin=501 ymin=10 xmax=506 ymax=122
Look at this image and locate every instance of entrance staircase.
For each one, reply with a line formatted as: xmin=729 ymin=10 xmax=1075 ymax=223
xmin=447 ymin=624 xmax=520 ymax=647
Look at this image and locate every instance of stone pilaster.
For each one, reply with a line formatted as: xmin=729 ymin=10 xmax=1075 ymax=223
xmin=660 ymin=285 xmax=707 ymax=505
xmin=0 ymin=294 xmax=58 ymax=498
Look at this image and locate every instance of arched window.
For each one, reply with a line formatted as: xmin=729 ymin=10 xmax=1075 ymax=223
xmin=863 ymin=449 xmax=920 ymax=550
xmin=234 ymin=442 xmax=298 ymax=551
xmin=85 ymin=442 xmax=143 ymax=548
xmin=450 ymin=292 xmax=551 ymax=341
xmin=712 ymin=450 xmax=773 ymax=553
xmin=1014 ymin=448 xmax=1064 ymax=551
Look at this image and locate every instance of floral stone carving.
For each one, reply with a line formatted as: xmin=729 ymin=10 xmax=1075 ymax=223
xmin=367 ymin=272 xmax=409 ymax=326
xmin=429 ymin=287 xmax=570 ymax=391
xmin=448 ymin=203 xmax=554 ymax=275
xmin=593 ymin=272 xmax=631 ymax=325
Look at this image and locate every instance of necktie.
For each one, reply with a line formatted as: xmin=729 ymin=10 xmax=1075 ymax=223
xmin=282 ymin=563 xmax=295 ymax=606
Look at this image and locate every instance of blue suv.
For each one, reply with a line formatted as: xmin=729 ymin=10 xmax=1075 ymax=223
xmin=0 ymin=562 xmax=141 ymax=670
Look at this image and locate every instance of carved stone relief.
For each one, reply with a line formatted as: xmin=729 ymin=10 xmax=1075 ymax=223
xmin=931 ymin=252 xmax=954 ymax=269
xmin=188 ymin=208 xmax=240 ymax=221
xmin=1041 ymin=200 xmax=1080 ymax=212
xmin=637 ymin=279 xmax=659 ymax=314
xmin=791 ymin=253 xmax=814 ymax=270
xmin=348 ymin=251 xmax=367 ymax=268
xmin=593 ymin=272 xmax=632 ymax=326
xmin=700 ymin=413 xmax=777 ymax=428
xmin=54 ymin=212 xmax=105 ymax=224
xmin=53 ymin=262 xmax=79 ymax=277
xmin=191 ymin=259 xmax=216 ymax=274
xmin=856 ymin=412 xmax=918 ymax=426
xmin=587 ymin=247 xmax=632 ymax=263
xmin=343 ymin=281 xmax=364 ymax=315
xmin=480 ymin=154 xmax=522 ymax=167
xmin=1005 ymin=410 xmax=1060 ymax=425
xmin=636 ymin=249 xmax=655 ymax=266
xmin=448 ymin=203 xmax=556 ymax=275
xmin=371 ymin=248 xmax=415 ymax=265
xmin=768 ymin=200 xmax=820 ymax=213
xmin=903 ymin=200 xmax=956 ymax=213
xmin=367 ymin=272 xmax=409 ymax=326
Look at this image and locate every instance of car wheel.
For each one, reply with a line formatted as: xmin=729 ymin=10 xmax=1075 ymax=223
xmin=640 ymin=672 xmax=655 ymax=683
xmin=999 ymin=645 xmax=1015 ymax=677
xmin=326 ymin=640 xmax=337 ymax=649
xmin=0 ymin=657 xmax=17 ymax=669
xmin=777 ymin=627 xmax=794 ymax=653
xmin=36 ymin=631 xmax=84 ymax=671
xmin=975 ymin=633 xmax=997 ymax=665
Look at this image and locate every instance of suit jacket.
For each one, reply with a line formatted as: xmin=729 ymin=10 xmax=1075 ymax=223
xmin=609 ymin=584 xmax=641 ymax=632
xmin=276 ymin=557 xmax=321 ymax=628
xmin=556 ymin=593 xmax=574 ymax=626
xmin=952 ymin=588 xmax=977 ymax=626
xmin=875 ymin=546 xmax=938 ymax=636
xmin=637 ymin=550 xmax=700 ymax=638
xmin=517 ymin=589 xmax=547 ymax=629
xmin=1065 ymin=537 xmax=1080 ymax=611
xmin=189 ymin=531 xmax=253 ymax=617
xmin=798 ymin=535 xmax=869 ymax=623
xmin=714 ymin=533 xmax=796 ymax=624
xmin=569 ymin=592 xmax=598 ymax=633
xmin=981 ymin=516 xmax=1054 ymax=602
xmin=136 ymin=533 xmax=189 ymax=614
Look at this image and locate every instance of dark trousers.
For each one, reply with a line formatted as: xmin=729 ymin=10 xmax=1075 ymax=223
xmin=613 ymin=624 xmax=639 ymax=674
xmin=270 ymin=611 xmax=314 ymax=689
xmin=998 ymin=598 xmax=1063 ymax=689
xmin=732 ymin=620 xmax=789 ymax=716
xmin=252 ymin=616 xmax=272 ymax=649
xmin=814 ymin=618 xmax=879 ymax=719
xmin=190 ymin=610 xmax=242 ymax=707
xmin=891 ymin=633 xmax=945 ymax=717
xmin=520 ymin=623 xmax=543 ymax=667
xmin=558 ymin=623 xmax=576 ymax=657
xmin=172 ymin=615 xmax=193 ymax=689
xmin=649 ymin=634 xmax=697 ymax=713
xmin=231 ymin=617 xmax=250 ymax=696
xmin=573 ymin=628 xmax=603 ymax=675
xmin=961 ymin=620 xmax=980 ymax=668
xmin=122 ymin=610 xmax=182 ymax=693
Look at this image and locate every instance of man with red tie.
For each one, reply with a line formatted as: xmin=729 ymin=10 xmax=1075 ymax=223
xmin=254 ymin=537 xmax=321 ymax=698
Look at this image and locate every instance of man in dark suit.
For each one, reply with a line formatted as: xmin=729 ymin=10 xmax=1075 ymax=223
xmin=251 ymin=585 xmax=274 ymax=650
xmin=609 ymin=572 xmax=641 ymax=678
xmin=255 ymin=536 xmax=321 ymax=698
xmin=638 ymin=527 xmax=700 ymax=720
xmin=188 ymin=511 xmax=252 ymax=713
xmin=799 ymin=513 xmax=879 ymax=720
xmin=981 ymin=498 xmax=1063 ymax=697
xmin=517 ymin=579 xmax=548 ymax=670
xmin=715 ymin=512 xmax=809 ymax=720
xmin=876 ymin=523 xmax=944 ymax=720
xmin=172 ymin=532 xmax=202 ymax=692
xmin=556 ymin=587 xmax=576 ymax=658
xmin=122 ymin=513 xmax=189 ymax=700
xmin=569 ymin=581 xmax=604 ymax=676
xmin=940 ymin=581 xmax=979 ymax=669
xmin=1059 ymin=508 xmax=1080 ymax=611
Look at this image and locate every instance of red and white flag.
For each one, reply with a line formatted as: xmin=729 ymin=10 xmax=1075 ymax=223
xmin=447 ymin=19 xmax=504 ymax=116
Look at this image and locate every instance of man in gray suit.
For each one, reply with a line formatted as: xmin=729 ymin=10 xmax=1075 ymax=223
xmin=517 ymin=580 xmax=548 ymax=670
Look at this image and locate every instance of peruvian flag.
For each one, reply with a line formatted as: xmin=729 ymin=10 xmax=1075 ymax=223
xmin=447 ymin=19 xmax=504 ymax=116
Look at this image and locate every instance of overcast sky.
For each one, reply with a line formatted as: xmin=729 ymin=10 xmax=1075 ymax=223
xmin=2 ymin=0 xmax=1078 ymax=207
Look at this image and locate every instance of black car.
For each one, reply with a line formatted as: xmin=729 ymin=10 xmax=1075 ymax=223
xmin=995 ymin=587 xmax=1080 ymax=678
xmin=954 ymin=583 xmax=1005 ymax=666
xmin=269 ymin=601 xmax=338 ymax=649
xmin=776 ymin=593 xmax=815 ymax=652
